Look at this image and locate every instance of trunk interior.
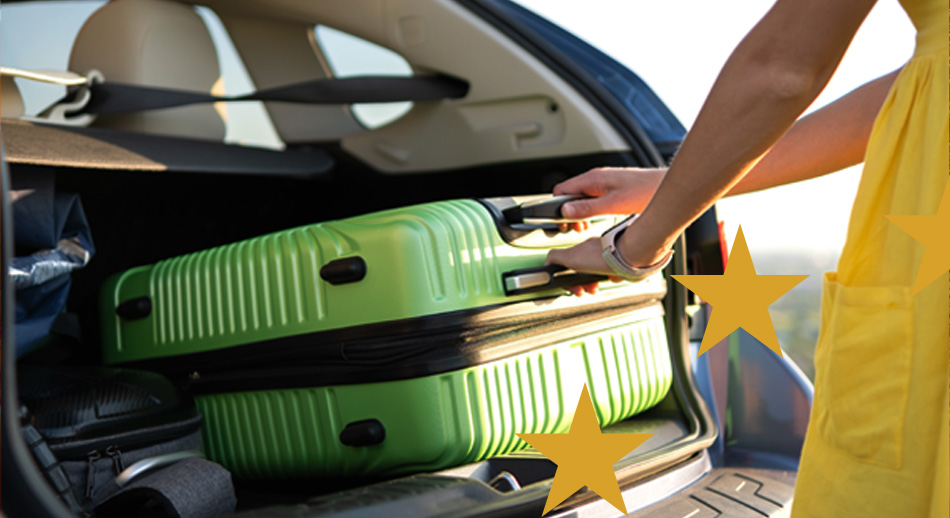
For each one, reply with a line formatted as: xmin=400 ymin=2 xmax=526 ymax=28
xmin=6 ymin=136 xmax=716 ymax=515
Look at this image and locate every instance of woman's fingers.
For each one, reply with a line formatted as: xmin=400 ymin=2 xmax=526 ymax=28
xmin=553 ymin=167 xmax=625 ymax=229
xmin=561 ymin=198 xmax=605 ymax=220
xmin=566 ymin=282 xmax=598 ymax=297
xmin=545 ymin=238 xmax=620 ymax=297
xmin=557 ymin=221 xmax=591 ymax=233
xmin=553 ymin=169 xmax=608 ymax=197
xmin=553 ymin=167 xmax=667 ymax=220
xmin=546 ymin=238 xmax=612 ymax=276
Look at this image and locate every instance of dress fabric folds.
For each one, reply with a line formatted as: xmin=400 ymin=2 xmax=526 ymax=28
xmin=792 ymin=0 xmax=949 ymax=516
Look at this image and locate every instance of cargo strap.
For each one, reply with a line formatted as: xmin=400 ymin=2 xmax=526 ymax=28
xmin=19 ymin=409 xmax=87 ymax=516
xmin=93 ymin=457 xmax=237 ymax=518
xmin=71 ymin=74 xmax=469 ymax=115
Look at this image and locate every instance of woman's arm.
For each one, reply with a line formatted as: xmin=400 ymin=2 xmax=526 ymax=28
xmin=727 ymin=69 xmax=899 ymax=195
xmin=549 ymin=0 xmax=880 ymax=275
xmin=554 ymin=69 xmax=901 ymax=222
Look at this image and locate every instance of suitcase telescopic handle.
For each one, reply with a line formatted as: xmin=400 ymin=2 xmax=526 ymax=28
xmin=502 ymin=264 xmax=607 ymax=296
xmin=502 ymin=194 xmax=591 ymax=225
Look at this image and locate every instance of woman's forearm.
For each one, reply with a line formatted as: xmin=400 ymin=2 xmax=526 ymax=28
xmin=727 ymin=69 xmax=901 ymax=196
xmin=620 ymin=0 xmax=879 ymax=265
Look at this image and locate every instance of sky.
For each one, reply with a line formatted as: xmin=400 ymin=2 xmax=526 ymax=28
xmin=2 ymin=0 xmax=918 ymax=261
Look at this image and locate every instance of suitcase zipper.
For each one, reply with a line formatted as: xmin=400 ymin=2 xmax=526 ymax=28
xmin=83 ymin=446 xmax=126 ymax=504
xmin=105 ymin=446 xmax=124 ymax=474
xmin=124 ymin=289 xmax=663 ymax=385
xmin=84 ymin=450 xmax=101 ymax=502
xmin=184 ymin=301 xmax=666 ymax=394
xmin=51 ymin=413 xmax=203 ymax=459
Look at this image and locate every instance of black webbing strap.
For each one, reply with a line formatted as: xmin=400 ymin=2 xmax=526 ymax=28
xmin=76 ymin=75 xmax=469 ymax=115
xmin=93 ymin=458 xmax=237 ymax=518
xmin=19 ymin=409 xmax=87 ymax=517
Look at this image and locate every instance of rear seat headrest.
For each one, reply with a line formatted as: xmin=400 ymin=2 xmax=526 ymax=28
xmin=2 ymin=76 xmax=25 ymax=119
xmin=69 ymin=0 xmax=225 ymax=141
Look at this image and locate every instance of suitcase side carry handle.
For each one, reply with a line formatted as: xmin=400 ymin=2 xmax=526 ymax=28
xmin=502 ymin=264 xmax=607 ymax=296
xmin=501 ymin=195 xmax=591 ymax=225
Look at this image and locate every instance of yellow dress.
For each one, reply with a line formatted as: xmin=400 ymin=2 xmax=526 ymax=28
xmin=791 ymin=0 xmax=949 ymax=516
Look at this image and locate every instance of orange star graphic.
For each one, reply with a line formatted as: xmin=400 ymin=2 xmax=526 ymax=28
xmin=517 ymin=385 xmax=653 ymax=516
xmin=885 ymin=179 xmax=950 ymax=295
xmin=672 ymin=226 xmax=807 ymax=357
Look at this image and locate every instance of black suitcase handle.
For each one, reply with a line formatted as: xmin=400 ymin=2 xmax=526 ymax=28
xmin=502 ymin=264 xmax=607 ymax=296
xmin=501 ymin=195 xmax=591 ymax=225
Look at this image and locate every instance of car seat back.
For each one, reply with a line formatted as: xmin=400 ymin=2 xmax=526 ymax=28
xmin=1 ymin=76 xmax=25 ymax=119
xmin=69 ymin=0 xmax=225 ymax=140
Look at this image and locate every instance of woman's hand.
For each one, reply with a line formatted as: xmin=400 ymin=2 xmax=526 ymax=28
xmin=545 ymin=238 xmax=616 ymax=296
xmin=554 ymin=167 xmax=665 ymax=231
xmin=546 ymin=220 xmax=674 ymax=297
xmin=546 ymin=167 xmax=667 ymax=294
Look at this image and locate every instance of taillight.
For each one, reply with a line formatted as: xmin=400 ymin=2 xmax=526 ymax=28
xmin=718 ymin=220 xmax=729 ymax=269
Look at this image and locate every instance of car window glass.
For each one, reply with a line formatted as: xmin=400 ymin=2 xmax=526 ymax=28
xmin=195 ymin=7 xmax=283 ymax=149
xmin=313 ymin=25 xmax=413 ymax=129
xmin=0 ymin=1 xmax=282 ymax=149
xmin=0 ymin=1 xmax=105 ymax=115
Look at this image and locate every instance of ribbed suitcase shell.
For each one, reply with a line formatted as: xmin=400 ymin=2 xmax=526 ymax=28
xmin=196 ymin=308 xmax=671 ymax=479
xmin=99 ymin=198 xmax=673 ymax=479
xmin=100 ymin=199 xmax=633 ymax=364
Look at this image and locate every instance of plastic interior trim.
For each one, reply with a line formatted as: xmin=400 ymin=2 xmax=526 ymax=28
xmin=1 ymin=145 xmax=77 ymax=518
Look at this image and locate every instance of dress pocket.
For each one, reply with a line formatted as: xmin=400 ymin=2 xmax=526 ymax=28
xmin=813 ymin=272 xmax=913 ymax=469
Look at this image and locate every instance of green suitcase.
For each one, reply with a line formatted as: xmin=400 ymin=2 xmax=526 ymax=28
xmin=100 ymin=196 xmax=673 ymax=478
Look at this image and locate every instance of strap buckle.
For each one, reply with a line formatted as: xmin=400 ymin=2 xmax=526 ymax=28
xmin=0 ymin=67 xmax=104 ymax=126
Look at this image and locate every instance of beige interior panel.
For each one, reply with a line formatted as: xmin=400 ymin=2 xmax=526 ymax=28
xmin=199 ymin=0 xmax=389 ymax=43
xmin=70 ymin=0 xmax=225 ymax=141
xmin=1 ymin=76 xmax=25 ymax=119
xmin=218 ymin=15 xmax=364 ymax=142
xmin=199 ymin=0 xmax=629 ymax=172
xmin=458 ymin=96 xmax=565 ymax=150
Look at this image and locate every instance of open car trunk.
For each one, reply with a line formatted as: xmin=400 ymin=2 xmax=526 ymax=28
xmin=3 ymin=0 xmax=811 ymax=513
xmin=1 ymin=114 xmax=719 ymax=516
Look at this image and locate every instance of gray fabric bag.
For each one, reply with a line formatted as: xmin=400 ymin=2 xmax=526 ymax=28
xmin=18 ymin=365 xmax=236 ymax=517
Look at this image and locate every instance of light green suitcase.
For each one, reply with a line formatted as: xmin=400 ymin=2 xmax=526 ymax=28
xmin=100 ymin=196 xmax=673 ymax=478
